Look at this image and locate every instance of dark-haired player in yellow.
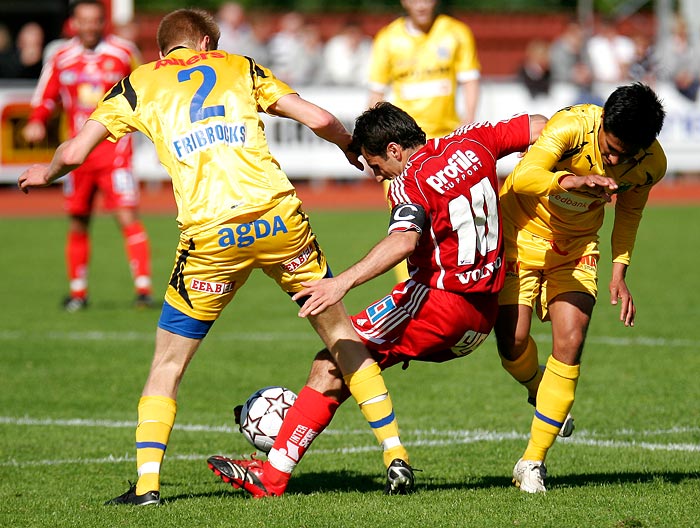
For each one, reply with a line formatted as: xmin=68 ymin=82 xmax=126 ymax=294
xmin=18 ymin=8 xmax=408 ymax=506
xmin=496 ymin=83 xmax=666 ymax=493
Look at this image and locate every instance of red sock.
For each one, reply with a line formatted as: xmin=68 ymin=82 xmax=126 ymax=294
xmin=66 ymin=230 xmax=89 ymax=298
xmin=265 ymin=386 xmax=340 ymax=487
xmin=123 ymin=221 xmax=152 ymax=295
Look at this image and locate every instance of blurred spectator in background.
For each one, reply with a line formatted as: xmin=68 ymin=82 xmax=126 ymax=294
xmin=628 ymin=33 xmax=657 ymax=85
xmin=298 ymin=22 xmax=324 ymax=85
xmin=549 ymin=19 xmax=600 ymax=105
xmin=518 ymin=39 xmax=551 ymax=98
xmin=267 ymin=12 xmax=322 ymax=85
xmin=664 ymin=15 xmax=700 ymax=101
xmin=549 ymin=20 xmax=590 ymax=84
xmin=216 ymin=2 xmax=268 ymax=63
xmin=0 ymin=22 xmax=44 ymax=78
xmin=586 ymin=17 xmax=635 ymax=83
xmin=320 ymin=20 xmax=372 ymax=86
xmin=0 ymin=23 xmax=15 ymax=77
xmin=22 ymin=0 xmax=152 ymax=312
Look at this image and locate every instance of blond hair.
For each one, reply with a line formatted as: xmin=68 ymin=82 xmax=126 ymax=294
xmin=157 ymin=9 xmax=220 ymax=55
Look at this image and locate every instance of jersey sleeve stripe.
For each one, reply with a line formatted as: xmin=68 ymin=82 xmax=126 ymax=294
xmin=104 ymin=76 xmax=137 ymax=111
xmin=122 ymin=76 xmax=138 ymax=110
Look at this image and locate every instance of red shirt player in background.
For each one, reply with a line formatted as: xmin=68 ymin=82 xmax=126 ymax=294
xmin=23 ymin=0 xmax=152 ymax=311
xmin=206 ymin=103 xmax=546 ymax=497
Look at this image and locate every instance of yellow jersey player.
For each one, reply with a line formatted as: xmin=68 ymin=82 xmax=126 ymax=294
xmin=368 ymin=0 xmax=481 ymax=138
xmin=18 ymin=8 xmax=409 ymax=505
xmin=495 ymin=83 xmax=666 ymax=493
xmin=368 ymin=0 xmax=481 ymax=281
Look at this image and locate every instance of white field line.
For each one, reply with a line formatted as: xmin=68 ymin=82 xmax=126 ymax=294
xmin=0 ymin=330 xmax=318 ymax=342
xmin=0 ymin=330 xmax=698 ymax=348
xmin=1 ymin=417 xmax=699 ymax=468
xmin=2 ymin=416 xmax=699 ymax=438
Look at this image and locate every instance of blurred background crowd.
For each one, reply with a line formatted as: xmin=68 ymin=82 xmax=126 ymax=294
xmin=1 ymin=0 xmax=699 ymax=105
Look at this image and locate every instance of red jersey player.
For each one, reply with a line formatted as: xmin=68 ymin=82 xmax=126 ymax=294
xmin=23 ymin=0 xmax=152 ymax=311
xmin=206 ymin=103 xmax=547 ymax=496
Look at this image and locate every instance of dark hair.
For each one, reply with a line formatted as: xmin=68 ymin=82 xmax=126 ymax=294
xmin=157 ymin=9 xmax=220 ymax=55
xmin=351 ymin=102 xmax=426 ymax=157
xmin=69 ymin=0 xmax=105 ymax=17
xmin=603 ymin=82 xmax=665 ymax=149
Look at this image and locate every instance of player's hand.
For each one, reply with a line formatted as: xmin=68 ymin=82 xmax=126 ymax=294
xmin=22 ymin=121 xmax=47 ymax=144
xmin=560 ymin=174 xmax=618 ymax=202
xmin=609 ymin=275 xmax=635 ymax=327
xmin=17 ymin=164 xmax=51 ymax=194
xmin=292 ymin=278 xmax=350 ymax=317
xmin=343 ymin=149 xmax=364 ymax=171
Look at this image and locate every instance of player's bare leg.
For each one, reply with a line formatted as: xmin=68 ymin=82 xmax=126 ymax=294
xmin=107 ymin=329 xmax=202 ymax=505
xmin=515 ymin=293 xmax=592 ymax=492
xmin=308 ymin=303 xmax=409 ymax=468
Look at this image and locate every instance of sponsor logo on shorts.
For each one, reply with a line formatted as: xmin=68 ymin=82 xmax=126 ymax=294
xmin=425 ymin=149 xmax=483 ymax=194
xmin=218 ymin=216 xmax=289 ymax=248
xmin=281 ymin=244 xmax=313 ymax=272
xmin=451 ymin=330 xmax=489 ymax=357
xmin=455 ymin=257 xmax=502 ymax=285
xmin=575 ymin=255 xmax=597 ymax=271
xmin=190 ymin=278 xmax=234 ymax=295
xmin=366 ymin=295 xmax=396 ymax=323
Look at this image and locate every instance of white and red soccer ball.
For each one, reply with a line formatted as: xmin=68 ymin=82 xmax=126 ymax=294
xmin=235 ymin=386 xmax=297 ymax=453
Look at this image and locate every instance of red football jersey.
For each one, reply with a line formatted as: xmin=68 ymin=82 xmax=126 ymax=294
xmin=28 ymin=35 xmax=139 ymax=169
xmin=387 ymin=113 xmax=531 ymax=294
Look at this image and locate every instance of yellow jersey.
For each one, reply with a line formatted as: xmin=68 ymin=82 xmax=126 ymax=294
xmin=90 ymin=48 xmax=297 ymax=236
xmin=368 ymin=14 xmax=480 ymax=138
xmin=500 ymin=104 xmax=666 ymax=265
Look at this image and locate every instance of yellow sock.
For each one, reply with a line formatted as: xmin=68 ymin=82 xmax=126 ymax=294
xmin=500 ymin=336 xmax=542 ymax=401
xmin=523 ymin=355 xmax=579 ymax=462
xmin=344 ymin=362 xmax=409 ymax=467
xmin=135 ymin=395 xmax=177 ymax=495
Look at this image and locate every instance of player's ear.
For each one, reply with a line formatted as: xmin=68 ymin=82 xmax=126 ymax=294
xmin=387 ymin=142 xmax=402 ymax=161
xmin=200 ymin=35 xmax=211 ymax=51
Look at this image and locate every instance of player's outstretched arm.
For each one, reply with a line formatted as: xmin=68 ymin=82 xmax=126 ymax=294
xmin=559 ymin=174 xmax=619 ymax=201
xmin=610 ymin=262 xmax=635 ymax=327
xmin=267 ymin=94 xmax=363 ymax=170
xmin=18 ymin=120 xmax=109 ymax=193
xmin=293 ymin=231 xmax=419 ymax=317
xmin=529 ymin=114 xmax=548 ymax=144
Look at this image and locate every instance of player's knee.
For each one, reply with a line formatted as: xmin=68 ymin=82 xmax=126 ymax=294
xmin=495 ymin=330 xmax=529 ymax=360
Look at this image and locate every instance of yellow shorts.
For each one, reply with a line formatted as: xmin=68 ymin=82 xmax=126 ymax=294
xmin=163 ymin=194 xmax=327 ymax=323
xmin=498 ymin=225 xmax=599 ymax=320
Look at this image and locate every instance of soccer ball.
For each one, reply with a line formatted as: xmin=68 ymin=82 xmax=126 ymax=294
xmin=234 ymin=386 xmax=297 ymax=453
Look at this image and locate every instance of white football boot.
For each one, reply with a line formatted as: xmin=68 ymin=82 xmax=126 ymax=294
xmin=559 ymin=413 xmax=575 ymax=438
xmin=512 ymin=458 xmax=547 ymax=493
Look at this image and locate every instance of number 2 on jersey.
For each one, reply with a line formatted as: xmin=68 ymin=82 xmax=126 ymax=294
xmin=448 ymin=177 xmax=499 ymax=265
xmin=177 ymin=65 xmax=225 ymax=122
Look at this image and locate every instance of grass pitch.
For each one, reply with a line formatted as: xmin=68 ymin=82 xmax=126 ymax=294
xmin=1 ymin=205 xmax=698 ymax=527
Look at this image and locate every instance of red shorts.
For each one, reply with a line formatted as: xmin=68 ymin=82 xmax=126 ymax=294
xmin=351 ymin=280 xmax=499 ymax=369
xmin=63 ymin=143 xmax=138 ymax=216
